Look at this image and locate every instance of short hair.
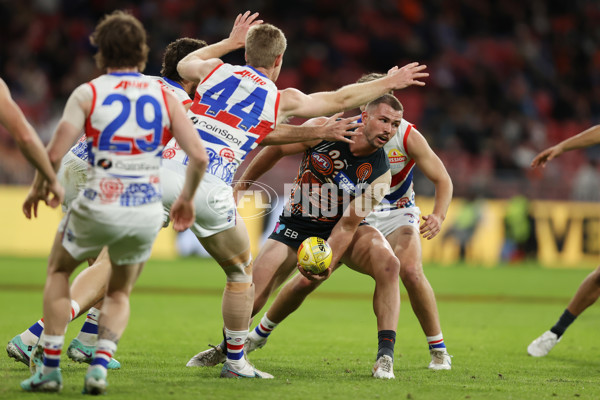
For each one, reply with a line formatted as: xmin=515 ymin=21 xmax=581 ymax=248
xmin=365 ymin=94 xmax=404 ymax=113
xmin=161 ymin=38 xmax=207 ymax=82
xmin=90 ymin=10 xmax=149 ymax=71
xmin=357 ymin=72 xmax=387 ymax=84
xmin=245 ymin=24 xmax=287 ymax=68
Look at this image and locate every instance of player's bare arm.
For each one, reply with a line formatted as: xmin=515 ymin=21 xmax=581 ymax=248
xmin=177 ymin=11 xmax=262 ymax=83
xmin=298 ymin=171 xmax=391 ymax=282
xmin=405 ymin=128 xmax=452 ymax=240
xmin=531 ymin=124 xmax=600 ymax=168
xmin=277 ymin=62 xmax=428 ymax=121
xmin=164 ymin=90 xmax=209 ymax=232
xmin=260 ymin=114 xmax=362 ymax=146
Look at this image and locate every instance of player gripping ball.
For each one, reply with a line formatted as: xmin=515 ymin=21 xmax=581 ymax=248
xmin=297 ymin=237 xmax=333 ymax=274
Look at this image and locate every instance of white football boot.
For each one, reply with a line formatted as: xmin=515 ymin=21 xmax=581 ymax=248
xmin=428 ymin=349 xmax=452 ymax=370
xmin=186 ymin=344 xmax=227 ymax=367
xmin=527 ymin=330 xmax=561 ymax=357
xmin=372 ymin=355 xmax=395 ymax=379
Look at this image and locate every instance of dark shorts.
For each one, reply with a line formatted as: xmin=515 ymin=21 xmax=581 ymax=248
xmin=268 ymin=215 xmax=335 ymax=251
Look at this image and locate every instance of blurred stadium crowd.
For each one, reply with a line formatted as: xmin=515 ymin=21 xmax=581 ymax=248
xmin=1 ymin=0 xmax=599 ymax=200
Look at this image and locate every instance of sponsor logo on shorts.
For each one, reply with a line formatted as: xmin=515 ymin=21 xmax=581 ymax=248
xmin=274 ymin=222 xmax=285 ymax=234
xmin=404 ymin=213 xmax=415 ymax=224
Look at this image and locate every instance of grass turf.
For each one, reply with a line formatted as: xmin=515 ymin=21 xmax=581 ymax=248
xmin=1 ymin=256 xmax=599 ymax=399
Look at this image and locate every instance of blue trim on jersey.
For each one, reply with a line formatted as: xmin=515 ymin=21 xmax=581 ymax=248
xmin=108 ymin=72 xmax=142 ymax=77
xmin=384 ymin=170 xmax=414 ymax=202
xmin=244 ymin=65 xmax=268 ymax=78
xmin=162 ymin=77 xmax=185 ymax=92
xmin=197 ymin=129 xmax=228 ymax=147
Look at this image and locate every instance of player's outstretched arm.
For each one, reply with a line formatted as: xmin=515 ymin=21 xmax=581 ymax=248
xmin=164 ymin=91 xmax=209 ymax=231
xmin=406 ymin=128 xmax=453 ymax=240
xmin=299 ymin=172 xmax=391 ymax=282
xmin=260 ymin=114 xmax=362 ymax=146
xmin=278 ymin=62 xmax=428 ymax=120
xmin=177 ymin=11 xmax=262 ymax=83
xmin=0 ymin=78 xmax=64 ymax=205
xmin=531 ymin=124 xmax=600 ymax=168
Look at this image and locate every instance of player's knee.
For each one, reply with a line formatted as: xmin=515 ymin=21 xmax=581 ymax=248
xmin=375 ymin=254 xmax=400 ymax=283
xmin=399 ymin=262 xmax=424 ymax=287
xmin=223 ymin=259 xmax=253 ymax=283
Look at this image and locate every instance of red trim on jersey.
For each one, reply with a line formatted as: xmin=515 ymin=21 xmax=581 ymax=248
xmin=390 ymin=160 xmax=415 ymax=187
xmin=88 ymin=82 xmax=97 ymax=115
xmin=273 ymin=91 xmax=281 ymax=126
xmin=200 ymin=62 xmax=224 ymax=85
xmin=402 ymin=123 xmax=413 ymax=156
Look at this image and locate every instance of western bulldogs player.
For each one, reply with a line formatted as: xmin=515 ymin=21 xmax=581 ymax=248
xmin=20 ymin=11 xmax=207 ymax=394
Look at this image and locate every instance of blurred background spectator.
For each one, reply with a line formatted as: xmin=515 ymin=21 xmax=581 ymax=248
xmin=1 ymin=0 xmax=599 ymax=202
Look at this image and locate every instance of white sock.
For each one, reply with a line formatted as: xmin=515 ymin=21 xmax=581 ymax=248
xmin=76 ymin=307 xmax=100 ymax=346
xmin=224 ymin=328 xmax=248 ymax=369
xmin=41 ymin=334 xmax=64 ymax=375
xmin=248 ymin=313 xmax=278 ymax=343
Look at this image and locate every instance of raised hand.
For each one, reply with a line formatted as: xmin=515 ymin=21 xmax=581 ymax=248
xmin=317 ymin=113 xmax=363 ymax=144
xmin=228 ymin=11 xmax=263 ymax=49
xmin=388 ymin=62 xmax=429 ymax=89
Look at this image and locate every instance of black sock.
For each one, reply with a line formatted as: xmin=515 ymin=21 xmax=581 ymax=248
xmin=550 ymin=309 xmax=576 ymax=338
xmin=377 ymin=330 xmax=396 ymax=361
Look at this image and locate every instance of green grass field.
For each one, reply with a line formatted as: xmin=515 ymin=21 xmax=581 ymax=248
xmin=1 ymin=256 xmax=599 ymax=399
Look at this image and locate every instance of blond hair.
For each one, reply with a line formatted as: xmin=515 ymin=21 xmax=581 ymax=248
xmin=245 ymin=24 xmax=287 ymax=68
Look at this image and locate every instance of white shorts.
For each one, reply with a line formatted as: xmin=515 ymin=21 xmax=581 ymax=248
xmin=365 ymin=206 xmax=421 ymax=237
xmin=60 ymin=199 xmax=163 ymax=264
xmin=57 ymin=151 xmax=88 ymax=212
xmin=161 ymin=162 xmax=236 ymax=238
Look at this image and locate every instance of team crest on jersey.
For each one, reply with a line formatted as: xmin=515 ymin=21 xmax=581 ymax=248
xmin=388 ymin=149 xmax=407 ymax=163
xmin=99 ymin=178 xmax=124 ymax=204
xmin=396 ymin=197 xmax=410 ymax=207
xmin=311 ymin=153 xmax=334 ymax=175
xmin=220 ymin=148 xmax=235 ymax=163
xmin=356 ymin=163 xmax=373 ymax=181
xmin=162 ymin=148 xmax=176 ymax=159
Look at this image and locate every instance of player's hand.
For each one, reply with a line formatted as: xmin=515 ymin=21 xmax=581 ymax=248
xmin=531 ymin=145 xmax=563 ymax=168
xmin=22 ymin=183 xmax=47 ymax=219
xmin=228 ymin=11 xmax=263 ymax=49
xmin=317 ymin=113 xmax=363 ymax=144
xmin=170 ymin=196 xmax=195 ymax=232
xmin=420 ymin=213 xmax=443 ymax=240
xmin=45 ymin=180 xmax=65 ymax=209
xmin=388 ymin=62 xmax=428 ymax=89
xmin=297 ymin=263 xmax=332 ymax=282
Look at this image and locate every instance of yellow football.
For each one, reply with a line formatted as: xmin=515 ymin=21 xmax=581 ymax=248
xmin=297 ymin=236 xmax=333 ymax=274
